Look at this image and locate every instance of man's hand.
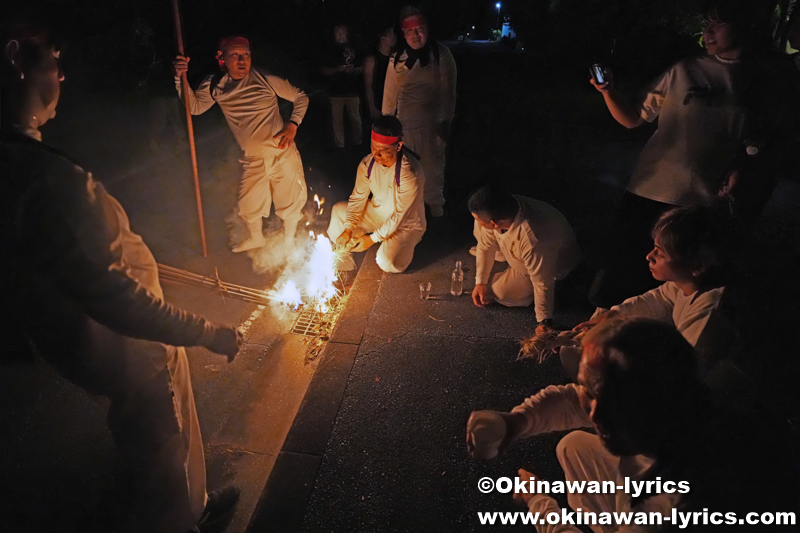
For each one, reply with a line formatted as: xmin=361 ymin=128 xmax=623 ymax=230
xmin=274 ymin=122 xmax=298 ymax=149
xmin=512 ymin=468 xmax=544 ymax=507
xmin=173 ymin=55 xmax=190 ymax=77
xmin=466 ymin=411 xmax=527 ymax=459
xmin=336 ymin=228 xmax=353 ymax=248
xmin=351 ymin=234 xmax=375 ymax=253
xmin=589 ymin=67 xmax=613 ymax=93
xmin=472 ymin=283 xmax=491 ymax=307
xmin=369 ymin=105 xmax=382 ymax=120
xmin=437 ymin=120 xmax=452 ymax=142
xmin=206 ymin=326 xmax=243 ymax=363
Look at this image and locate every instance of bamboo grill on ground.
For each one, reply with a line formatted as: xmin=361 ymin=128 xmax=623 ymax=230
xmin=158 ymin=263 xmax=273 ymax=305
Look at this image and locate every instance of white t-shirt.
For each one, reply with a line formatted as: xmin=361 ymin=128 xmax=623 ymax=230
xmin=611 ymin=282 xmax=725 ymax=346
xmin=176 ymin=67 xmax=309 ymax=156
xmin=627 ymin=54 xmax=747 ymax=206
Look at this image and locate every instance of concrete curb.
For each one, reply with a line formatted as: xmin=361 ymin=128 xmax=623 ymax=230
xmin=246 ymin=247 xmax=383 ymax=532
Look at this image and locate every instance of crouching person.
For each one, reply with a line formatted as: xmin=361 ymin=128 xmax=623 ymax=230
xmin=470 ymin=184 xmax=580 ymax=328
xmin=467 ymin=318 xmax=795 ymax=532
xmin=328 ymin=116 xmax=426 ymax=273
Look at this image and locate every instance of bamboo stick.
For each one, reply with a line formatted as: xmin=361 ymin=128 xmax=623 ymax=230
xmin=171 ymin=0 xmax=208 ymax=257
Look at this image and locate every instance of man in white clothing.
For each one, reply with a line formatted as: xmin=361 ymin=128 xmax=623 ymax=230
xmin=328 ymin=116 xmax=426 ymax=273
xmin=173 ymin=36 xmax=309 ymax=252
xmin=469 ymin=185 xmax=581 ymax=327
xmin=467 ymin=318 xmax=793 ymax=532
xmin=382 ymin=6 xmax=456 ymax=217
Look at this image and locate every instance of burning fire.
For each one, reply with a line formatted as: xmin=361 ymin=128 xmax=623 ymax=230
xmin=267 ymin=230 xmax=343 ymax=313
xmin=269 ymin=279 xmax=302 ymax=310
xmin=313 ymin=194 xmax=325 ymax=215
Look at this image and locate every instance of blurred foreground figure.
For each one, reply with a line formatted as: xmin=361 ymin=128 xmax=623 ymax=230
xmin=174 ymin=36 xmax=309 ymax=252
xmin=469 ymin=183 xmax=580 ymax=328
xmin=468 ymin=318 xmax=796 ymax=532
xmin=383 ymin=6 xmax=456 ymax=217
xmin=1 ymin=24 xmax=242 ymax=532
xmin=328 ymin=116 xmax=426 ymax=273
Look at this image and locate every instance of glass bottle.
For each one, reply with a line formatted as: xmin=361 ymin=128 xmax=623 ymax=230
xmin=451 ymin=260 xmax=463 ymax=296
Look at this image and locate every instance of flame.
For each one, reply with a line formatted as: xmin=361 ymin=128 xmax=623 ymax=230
xmin=267 ymin=233 xmax=344 ymax=313
xmin=268 ymin=280 xmax=303 ymax=310
xmin=306 ymin=234 xmax=339 ymax=312
xmin=313 ymin=195 xmax=325 ymax=215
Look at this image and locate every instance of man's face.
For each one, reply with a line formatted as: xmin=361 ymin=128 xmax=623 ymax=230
xmin=578 ymin=344 xmax=648 ymax=456
xmin=381 ymin=29 xmax=398 ymax=49
xmin=402 ymin=22 xmax=428 ymax=50
xmin=334 ymin=26 xmax=348 ymax=44
xmin=221 ymin=46 xmax=251 ymax=80
xmin=18 ymin=44 xmax=63 ymax=125
xmin=703 ymin=17 xmax=740 ymax=57
xmin=645 ymin=238 xmax=694 ymax=284
xmin=371 ymin=139 xmax=402 ymax=167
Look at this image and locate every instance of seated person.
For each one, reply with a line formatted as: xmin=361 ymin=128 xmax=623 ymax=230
xmin=470 ymin=184 xmax=581 ymax=327
xmin=560 ymin=206 xmax=734 ymax=378
xmin=467 ymin=317 xmax=795 ymax=532
xmin=327 ymin=116 xmax=426 ymax=273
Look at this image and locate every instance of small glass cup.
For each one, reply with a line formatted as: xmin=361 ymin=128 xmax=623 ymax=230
xmin=419 ymin=282 xmax=431 ymax=300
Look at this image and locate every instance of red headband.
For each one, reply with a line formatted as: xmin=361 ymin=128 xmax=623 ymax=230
xmin=217 ymin=36 xmax=250 ymax=67
xmin=371 ymin=131 xmax=400 ymax=145
xmin=401 ymin=15 xmax=425 ymax=30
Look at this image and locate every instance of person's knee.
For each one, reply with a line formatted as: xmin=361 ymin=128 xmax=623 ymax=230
xmin=492 ymin=285 xmax=534 ymax=308
xmin=556 ymin=430 xmax=598 ymax=473
xmin=376 ymin=253 xmax=410 ymax=273
xmin=376 ymin=245 xmax=413 ymax=273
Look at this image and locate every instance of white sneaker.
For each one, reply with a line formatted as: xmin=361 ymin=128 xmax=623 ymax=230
xmin=469 ymin=245 xmax=506 ymax=262
xmin=231 ymin=234 xmax=267 ymax=253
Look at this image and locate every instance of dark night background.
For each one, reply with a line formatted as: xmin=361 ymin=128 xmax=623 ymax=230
xmin=3 ymin=1 xmax=799 ymax=532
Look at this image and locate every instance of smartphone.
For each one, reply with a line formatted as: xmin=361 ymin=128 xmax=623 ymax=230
xmin=590 ymin=63 xmax=606 ymax=84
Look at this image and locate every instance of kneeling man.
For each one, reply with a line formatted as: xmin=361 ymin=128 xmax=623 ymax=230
xmin=470 ymin=184 xmax=580 ymax=326
xmin=328 ymin=116 xmax=426 ymax=273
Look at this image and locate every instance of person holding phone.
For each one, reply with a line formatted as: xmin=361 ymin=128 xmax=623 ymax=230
xmin=588 ymin=0 xmax=767 ymax=307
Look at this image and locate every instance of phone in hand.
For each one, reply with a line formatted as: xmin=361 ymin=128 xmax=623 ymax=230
xmin=590 ymin=63 xmax=607 ymax=84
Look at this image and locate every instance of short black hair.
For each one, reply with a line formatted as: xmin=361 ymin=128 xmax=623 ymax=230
xmin=467 ymin=183 xmax=519 ymax=221
xmin=399 ymin=5 xmax=427 ymax=24
xmin=372 ymin=115 xmax=403 ymax=138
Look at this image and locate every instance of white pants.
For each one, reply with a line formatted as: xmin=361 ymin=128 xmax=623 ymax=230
xmin=556 ymin=431 xmax=620 ymax=533
xmin=403 ymin=125 xmax=446 ymax=209
xmin=238 ymin=145 xmax=307 ymax=227
xmin=329 ymin=96 xmax=362 ymax=148
xmin=327 ymin=201 xmax=424 ymax=273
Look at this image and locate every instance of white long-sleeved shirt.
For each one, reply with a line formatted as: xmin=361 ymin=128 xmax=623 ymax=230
xmin=610 ymin=282 xmax=725 ymax=347
xmin=511 ymin=385 xmax=679 ymax=533
xmin=175 ymin=67 xmax=308 ymax=156
xmin=345 ymin=153 xmax=426 ymax=242
xmin=382 ymin=42 xmax=456 ymax=129
xmin=475 ymin=196 xmax=581 ymax=321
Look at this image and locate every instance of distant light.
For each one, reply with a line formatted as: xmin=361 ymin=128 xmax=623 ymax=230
xmin=472 ymin=25 xmax=475 ymax=29
xmin=496 ymin=2 xmax=501 ymax=8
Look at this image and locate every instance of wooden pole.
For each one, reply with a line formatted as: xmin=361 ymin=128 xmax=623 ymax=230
xmin=171 ymin=0 xmax=208 ymax=257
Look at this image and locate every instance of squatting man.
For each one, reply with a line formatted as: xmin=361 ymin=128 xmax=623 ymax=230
xmin=328 ymin=116 xmax=426 ymax=273
xmin=469 ymin=184 xmax=580 ymax=328
xmin=174 ymin=36 xmax=309 ymax=252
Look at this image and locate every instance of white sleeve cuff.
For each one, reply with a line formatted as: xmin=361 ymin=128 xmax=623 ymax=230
xmin=371 ymin=233 xmax=382 ymax=243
